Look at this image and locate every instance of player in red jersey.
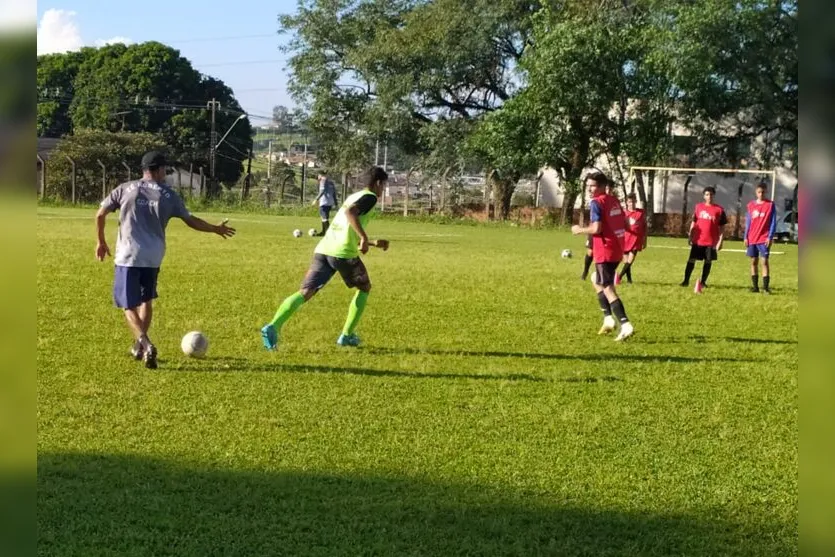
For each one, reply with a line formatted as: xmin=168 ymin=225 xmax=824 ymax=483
xmin=581 ymin=182 xmax=615 ymax=280
xmin=572 ymin=172 xmax=634 ymax=341
xmin=616 ymin=193 xmax=647 ymax=284
xmin=680 ymin=186 xmax=727 ymax=291
xmin=744 ymin=182 xmax=777 ymax=293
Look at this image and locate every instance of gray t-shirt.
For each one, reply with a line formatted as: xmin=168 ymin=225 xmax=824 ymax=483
xmin=318 ymin=179 xmax=337 ymax=207
xmin=100 ymin=180 xmax=191 ymax=268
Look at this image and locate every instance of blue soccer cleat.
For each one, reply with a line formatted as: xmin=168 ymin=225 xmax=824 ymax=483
xmin=336 ymin=333 xmax=361 ymax=347
xmin=261 ymin=324 xmax=279 ymax=350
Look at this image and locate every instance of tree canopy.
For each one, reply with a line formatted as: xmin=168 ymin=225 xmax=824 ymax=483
xmin=37 ymin=42 xmax=254 ymax=187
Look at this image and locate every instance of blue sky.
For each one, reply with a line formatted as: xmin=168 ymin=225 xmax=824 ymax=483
xmin=36 ymin=0 xmax=300 ymax=126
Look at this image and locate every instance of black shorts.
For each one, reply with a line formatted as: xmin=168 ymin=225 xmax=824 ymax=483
xmin=585 ymin=235 xmax=593 ymax=249
xmin=689 ymin=245 xmax=718 ymax=261
xmin=301 ymin=253 xmax=370 ymax=292
xmin=594 ymin=261 xmax=619 ymax=287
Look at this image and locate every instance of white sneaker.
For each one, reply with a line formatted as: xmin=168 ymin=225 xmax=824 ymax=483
xmin=598 ymin=315 xmax=616 ymax=335
xmin=615 ymin=321 xmax=634 ymax=342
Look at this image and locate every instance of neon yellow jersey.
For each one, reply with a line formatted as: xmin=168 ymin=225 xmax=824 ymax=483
xmin=314 ymin=188 xmax=378 ymax=258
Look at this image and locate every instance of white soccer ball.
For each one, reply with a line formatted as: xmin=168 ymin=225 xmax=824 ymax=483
xmin=293 ymin=229 xmax=303 ymax=238
xmin=308 ymin=228 xmax=317 ymax=237
xmin=561 ymin=248 xmax=573 ymax=259
xmin=181 ymin=331 xmax=208 ymax=358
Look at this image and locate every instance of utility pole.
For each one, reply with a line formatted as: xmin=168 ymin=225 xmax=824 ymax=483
xmin=267 ymin=141 xmax=272 ymax=180
xmin=244 ymin=144 xmax=253 ymax=199
xmin=206 ymin=98 xmax=221 ymax=183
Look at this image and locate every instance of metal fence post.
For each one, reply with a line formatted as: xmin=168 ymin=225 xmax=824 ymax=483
xmin=64 ymin=155 xmax=76 ymax=203
xmin=37 ymin=155 xmax=46 ymax=199
xmin=97 ymin=159 xmax=106 ymax=198
xmin=121 ymin=161 xmax=131 ymax=182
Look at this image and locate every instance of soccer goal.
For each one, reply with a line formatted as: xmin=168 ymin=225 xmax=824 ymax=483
xmin=625 ymin=166 xmax=777 ymax=238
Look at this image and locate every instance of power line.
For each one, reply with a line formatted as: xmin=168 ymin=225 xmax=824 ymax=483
xmin=165 ymin=33 xmax=278 ymax=44
xmin=195 ymin=59 xmax=285 ymax=67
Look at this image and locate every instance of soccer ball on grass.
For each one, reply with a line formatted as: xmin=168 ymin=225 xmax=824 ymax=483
xmin=561 ymin=249 xmax=573 ymax=259
xmin=292 ymin=229 xmax=303 ymax=238
xmin=181 ymin=331 xmax=209 ymax=358
xmin=308 ymin=228 xmax=318 ymax=237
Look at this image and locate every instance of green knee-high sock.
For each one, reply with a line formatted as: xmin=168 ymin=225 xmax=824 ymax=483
xmin=342 ymin=290 xmax=369 ymax=336
xmin=269 ymin=292 xmax=306 ymax=330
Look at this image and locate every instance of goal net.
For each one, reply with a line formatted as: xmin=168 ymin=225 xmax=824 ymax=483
xmin=624 ymin=166 xmax=777 ymax=238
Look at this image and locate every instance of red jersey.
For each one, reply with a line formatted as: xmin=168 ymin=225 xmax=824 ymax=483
xmin=623 ymin=208 xmax=646 ymax=252
xmin=745 ymin=199 xmax=776 ymax=245
xmin=590 ymin=193 xmax=626 ymax=263
xmin=692 ymin=202 xmax=727 ymax=247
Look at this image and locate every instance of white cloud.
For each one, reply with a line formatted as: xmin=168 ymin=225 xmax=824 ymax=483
xmin=37 ymin=9 xmax=83 ymax=55
xmin=0 ymin=0 xmax=36 ymax=31
xmin=94 ymin=36 xmax=133 ymax=47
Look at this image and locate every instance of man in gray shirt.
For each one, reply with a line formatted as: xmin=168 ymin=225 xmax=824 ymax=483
xmin=95 ymin=151 xmax=235 ymax=369
xmin=311 ymin=171 xmax=339 ymax=236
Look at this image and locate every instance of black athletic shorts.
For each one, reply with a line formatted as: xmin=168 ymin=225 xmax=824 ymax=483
xmin=301 ymin=253 xmax=370 ymax=292
xmin=689 ymin=245 xmax=718 ymax=261
xmin=585 ymin=235 xmax=593 ymax=249
xmin=594 ymin=261 xmax=619 ymax=287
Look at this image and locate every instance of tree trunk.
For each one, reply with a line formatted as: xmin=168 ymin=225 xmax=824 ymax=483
xmin=646 ymin=169 xmax=655 ymax=229
xmin=491 ymin=176 xmax=515 ymax=220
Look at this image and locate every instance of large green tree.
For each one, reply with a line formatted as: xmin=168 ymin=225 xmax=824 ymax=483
xmin=279 ymin=0 xmax=538 ymax=179
xmin=37 ymin=42 xmax=253 ymax=188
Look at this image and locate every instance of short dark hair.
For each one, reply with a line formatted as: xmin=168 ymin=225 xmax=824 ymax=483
xmin=756 ymin=182 xmax=767 ymax=190
xmin=585 ymin=171 xmax=610 ymax=186
xmin=318 ymin=170 xmax=328 ymax=177
xmin=703 ymin=186 xmax=716 ymax=195
xmin=366 ymin=166 xmax=388 ymax=187
xmin=626 ymin=193 xmax=637 ymax=201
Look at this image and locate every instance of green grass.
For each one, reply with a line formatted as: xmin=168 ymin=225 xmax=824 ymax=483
xmin=37 ymin=207 xmax=797 ymax=556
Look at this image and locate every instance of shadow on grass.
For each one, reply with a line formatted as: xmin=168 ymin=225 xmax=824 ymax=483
xmin=724 ymin=336 xmax=797 ymax=345
xmin=361 ymin=347 xmax=757 ymax=364
xmin=38 ymin=452 xmax=792 ymax=557
xmin=164 ymin=358 xmax=548 ymax=382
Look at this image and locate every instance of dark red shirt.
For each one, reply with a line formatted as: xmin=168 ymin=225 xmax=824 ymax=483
xmin=623 ymin=208 xmax=646 ymax=252
xmin=692 ymin=203 xmax=727 ymax=247
xmin=590 ymin=193 xmax=626 ymax=263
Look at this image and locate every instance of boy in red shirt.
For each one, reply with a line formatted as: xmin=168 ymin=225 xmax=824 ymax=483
xmin=744 ymin=182 xmax=776 ymax=293
xmin=581 ymin=182 xmax=615 ymax=280
xmin=616 ymin=193 xmax=647 ymax=284
xmin=572 ymin=172 xmax=634 ymax=341
xmin=681 ymin=186 xmax=728 ymax=292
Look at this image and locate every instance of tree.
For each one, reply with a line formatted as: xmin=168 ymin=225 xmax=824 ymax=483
xmin=468 ymin=100 xmax=538 ymax=219
xmin=38 ymin=42 xmax=253 ymax=188
xmin=272 ymin=105 xmax=293 ymax=130
xmin=37 ymin=48 xmax=95 ymax=137
xmin=279 ymin=0 xmax=538 ymax=170
xmin=45 ymin=129 xmax=167 ymax=202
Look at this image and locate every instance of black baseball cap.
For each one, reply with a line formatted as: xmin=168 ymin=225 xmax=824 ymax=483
xmin=141 ymin=151 xmax=171 ymax=169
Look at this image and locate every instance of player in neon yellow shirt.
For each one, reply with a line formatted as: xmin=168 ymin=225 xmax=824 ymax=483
xmin=260 ymin=167 xmax=390 ymax=349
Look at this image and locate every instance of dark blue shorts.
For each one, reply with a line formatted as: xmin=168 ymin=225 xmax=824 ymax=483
xmin=319 ymin=205 xmax=332 ymax=221
xmin=113 ymin=266 xmax=159 ymax=309
xmin=746 ymin=243 xmax=770 ymax=258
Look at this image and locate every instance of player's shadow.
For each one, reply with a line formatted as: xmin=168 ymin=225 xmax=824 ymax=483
xmin=724 ymin=336 xmax=797 ymax=345
xmin=39 ymin=451 xmax=793 ymax=556
xmin=167 ymin=358 xmax=548 ymax=382
xmin=362 ymin=347 xmax=757 ymax=364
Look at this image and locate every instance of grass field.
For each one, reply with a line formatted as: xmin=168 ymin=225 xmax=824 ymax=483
xmin=37 ymin=207 xmax=797 ymax=556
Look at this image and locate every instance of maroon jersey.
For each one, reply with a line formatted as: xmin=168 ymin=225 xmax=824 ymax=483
xmin=745 ymin=199 xmax=776 ymax=245
xmin=590 ymin=193 xmax=626 ymax=263
xmin=692 ymin=203 xmax=727 ymax=247
xmin=623 ymin=208 xmax=646 ymax=252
